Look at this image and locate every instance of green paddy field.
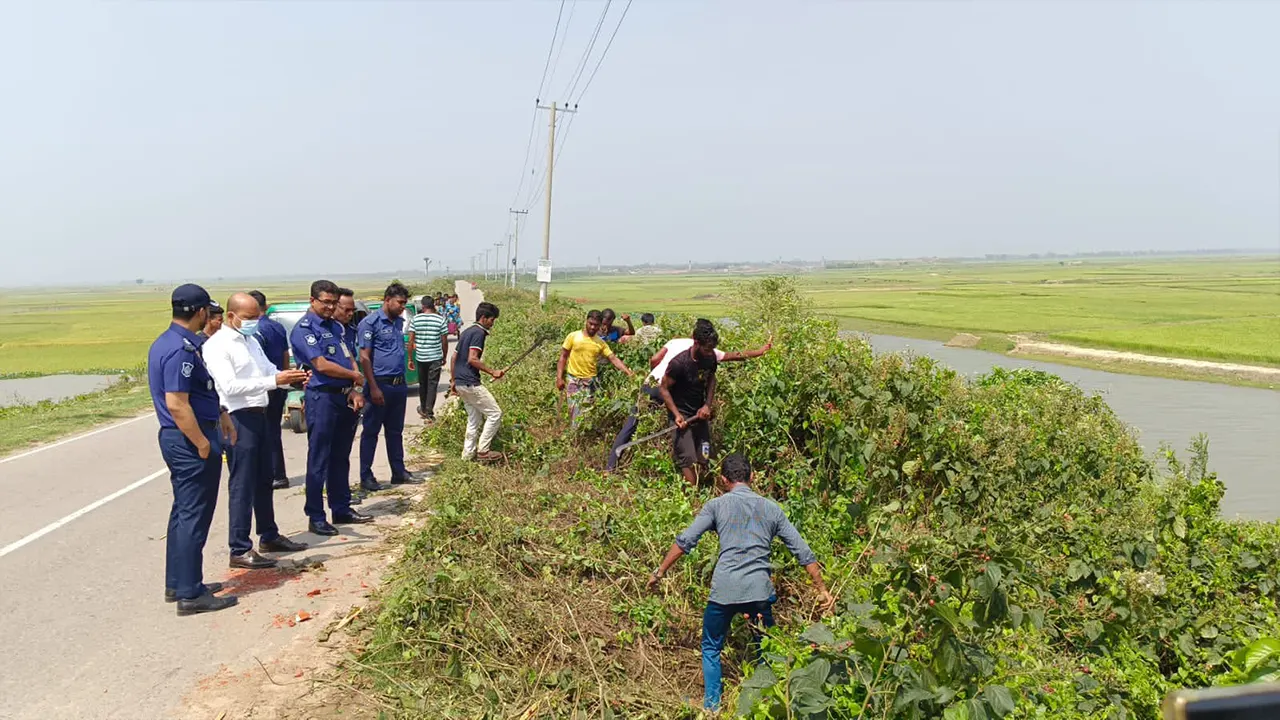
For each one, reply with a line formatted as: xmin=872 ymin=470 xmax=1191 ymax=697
xmin=553 ymin=256 xmax=1280 ymax=367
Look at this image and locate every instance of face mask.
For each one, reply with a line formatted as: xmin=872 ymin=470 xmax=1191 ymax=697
xmin=236 ymin=318 xmax=260 ymax=337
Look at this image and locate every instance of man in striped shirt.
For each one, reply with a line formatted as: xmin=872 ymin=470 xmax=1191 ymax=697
xmin=409 ymin=296 xmax=450 ymax=421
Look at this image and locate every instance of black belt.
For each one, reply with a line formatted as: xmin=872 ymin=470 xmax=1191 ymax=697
xmin=375 ymin=375 xmax=406 ymax=386
xmin=232 ymin=407 xmax=265 ymax=414
xmin=311 ymin=385 xmax=353 ymax=395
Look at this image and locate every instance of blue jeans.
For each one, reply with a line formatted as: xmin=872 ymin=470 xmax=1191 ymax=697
xmin=359 ymin=378 xmax=409 ymax=482
xmin=303 ymin=389 xmax=357 ymax=522
xmin=225 ymin=409 xmax=281 ymax=555
xmin=158 ymin=424 xmax=222 ymax=600
xmin=701 ymin=598 xmax=775 ymax=710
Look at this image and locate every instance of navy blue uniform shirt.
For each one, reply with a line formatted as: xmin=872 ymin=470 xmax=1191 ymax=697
xmin=289 ymin=310 xmax=356 ymax=389
xmin=255 ymin=314 xmax=289 ymax=371
xmin=147 ymin=324 xmax=221 ymax=427
xmin=342 ymin=323 xmax=359 ymax=358
xmin=357 ymin=309 xmax=407 ymax=377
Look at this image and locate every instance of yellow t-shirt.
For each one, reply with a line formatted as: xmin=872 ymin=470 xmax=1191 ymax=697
xmin=562 ymin=330 xmax=613 ymax=378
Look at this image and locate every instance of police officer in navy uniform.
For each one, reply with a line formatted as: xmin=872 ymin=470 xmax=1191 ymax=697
xmin=288 ymin=280 xmax=374 ymax=536
xmin=148 ymin=284 xmax=239 ymax=615
xmin=248 ymin=290 xmax=292 ymax=490
xmin=333 ymin=288 xmax=369 ymax=504
xmin=357 ymin=282 xmax=418 ymax=490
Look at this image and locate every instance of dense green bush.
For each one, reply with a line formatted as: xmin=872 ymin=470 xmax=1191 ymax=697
xmin=369 ymin=279 xmax=1280 ymax=719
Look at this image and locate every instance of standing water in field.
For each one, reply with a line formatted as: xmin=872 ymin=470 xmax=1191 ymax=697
xmin=852 ymin=332 xmax=1280 ymax=520
xmin=0 ymin=374 xmax=119 ymax=408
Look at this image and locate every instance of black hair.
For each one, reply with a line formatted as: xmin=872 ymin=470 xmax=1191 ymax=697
xmin=721 ymin=453 xmax=751 ymax=484
xmin=311 ymin=280 xmax=340 ymax=299
xmin=601 ymin=308 xmax=615 ymax=320
xmin=693 ymin=318 xmax=714 ymax=334
xmin=248 ymin=290 xmax=267 ymax=309
xmin=586 ymin=309 xmax=603 ymax=322
xmin=475 ymin=302 xmax=500 ymax=321
xmin=692 ymin=319 xmax=719 ymax=348
xmin=337 ymin=287 xmax=355 ymax=298
xmin=641 ymin=313 xmax=655 ymax=325
xmin=208 ymin=305 xmax=224 ymax=317
xmin=385 ymin=282 xmax=410 ymax=300
xmin=421 ymin=295 xmax=436 ymax=310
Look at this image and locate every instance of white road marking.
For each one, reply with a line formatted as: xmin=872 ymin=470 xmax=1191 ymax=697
xmin=0 ymin=414 xmax=151 ymax=465
xmin=0 ymin=467 xmax=167 ymax=559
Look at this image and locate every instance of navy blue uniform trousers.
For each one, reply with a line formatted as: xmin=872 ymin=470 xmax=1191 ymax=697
xmin=359 ymin=379 xmax=408 ymax=482
xmin=226 ymin=409 xmax=281 ymax=555
xmin=304 ymin=389 xmax=357 ymax=522
xmin=266 ymin=388 xmax=288 ymax=481
xmin=159 ymin=424 xmax=222 ymax=600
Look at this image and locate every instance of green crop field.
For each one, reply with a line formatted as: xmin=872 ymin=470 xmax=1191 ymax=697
xmin=553 ymin=256 xmax=1280 ymax=367
xmin=0 ymin=281 xmax=389 ymax=376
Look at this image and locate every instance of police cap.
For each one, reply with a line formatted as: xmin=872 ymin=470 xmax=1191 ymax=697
xmin=171 ymin=283 xmax=214 ymax=313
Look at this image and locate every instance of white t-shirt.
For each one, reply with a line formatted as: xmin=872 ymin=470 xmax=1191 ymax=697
xmin=648 ymin=338 xmax=726 ymax=382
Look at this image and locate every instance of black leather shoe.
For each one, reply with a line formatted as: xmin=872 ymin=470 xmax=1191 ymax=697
xmin=272 ymin=477 xmax=290 ymax=490
xmin=176 ymin=591 xmax=238 ymax=616
xmin=309 ymin=520 xmax=339 ymax=536
xmin=360 ymin=478 xmax=384 ymax=492
xmin=165 ymin=582 xmax=223 ymax=603
xmin=260 ymin=535 xmax=308 ymax=553
xmin=349 ymin=493 xmax=363 ymax=506
xmin=333 ymin=510 xmax=373 ymax=524
xmin=389 ymin=472 xmax=421 ymax=485
xmin=230 ymin=549 xmax=278 ymax=569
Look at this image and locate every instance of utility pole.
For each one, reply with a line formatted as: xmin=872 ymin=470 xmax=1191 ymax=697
xmin=508 ymin=208 xmax=528 ymax=289
xmin=493 ymin=242 xmax=503 ymax=285
xmin=484 ymin=249 xmax=491 ymax=281
xmin=423 ymin=257 xmax=431 ymax=280
xmin=505 ymin=234 xmax=514 ymax=288
xmin=536 ymin=100 xmax=577 ymax=305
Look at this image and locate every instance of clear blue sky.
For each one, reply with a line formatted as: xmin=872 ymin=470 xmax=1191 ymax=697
xmin=2 ymin=1 xmax=1277 ymax=286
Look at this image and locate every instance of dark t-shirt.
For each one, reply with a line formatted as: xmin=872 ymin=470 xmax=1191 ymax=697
xmin=665 ymin=348 xmax=717 ymax=417
xmin=453 ymin=325 xmax=488 ymax=387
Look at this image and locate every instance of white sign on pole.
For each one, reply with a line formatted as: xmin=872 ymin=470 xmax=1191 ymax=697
xmin=536 ymin=260 xmax=553 ymax=283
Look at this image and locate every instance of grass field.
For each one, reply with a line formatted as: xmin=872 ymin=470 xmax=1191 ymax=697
xmin=0 ymin=281 xmax=389 ymax=376
xmin=552 ymin=256 xmax=1280 ymax=367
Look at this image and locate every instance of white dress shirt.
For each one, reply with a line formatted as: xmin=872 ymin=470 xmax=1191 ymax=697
xmin=203 ymin=326 xmax=285 ymax=411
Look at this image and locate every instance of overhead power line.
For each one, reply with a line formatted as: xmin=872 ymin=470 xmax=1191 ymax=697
xmin=561 ymin=0 xmax=613 ymax=101
xmin=573 ymin=0 xmax=633 ymax=104
xmin=510 ymin=1 xmax=570 ymax=215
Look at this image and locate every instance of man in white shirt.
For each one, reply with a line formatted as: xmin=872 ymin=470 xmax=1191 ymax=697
xmin=605 ymin=319 xmax=771 ymax=470
xmin=203 ymin=293 xmax=311 ymax=569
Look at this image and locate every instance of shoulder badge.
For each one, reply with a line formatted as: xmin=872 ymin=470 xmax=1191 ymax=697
xmin=364 ymin=330 xmax=374 ymax=340
xmin=299 ymin=318 xmax=311 ymax=327
xmin=181 ymin=362 xmax=194 ymax=378
xmin=305 ymin=334 xmax=317 ymax=346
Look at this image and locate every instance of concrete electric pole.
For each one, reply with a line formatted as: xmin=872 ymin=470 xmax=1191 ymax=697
xmin=509 ymin=208 xmax=528 ymax=289
xmin=536 ymin=101 xmax=577 ymax=305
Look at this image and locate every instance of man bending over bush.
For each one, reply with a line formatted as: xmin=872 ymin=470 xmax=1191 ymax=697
xmin=647 ymin=453 xmax=834 ymax=711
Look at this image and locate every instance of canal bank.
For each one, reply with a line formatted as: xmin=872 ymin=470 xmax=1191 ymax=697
xmin=845 ymin=331 xmax=1280 ymax=521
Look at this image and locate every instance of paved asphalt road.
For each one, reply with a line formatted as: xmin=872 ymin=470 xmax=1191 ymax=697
xmin=0 ymin=281 xmax=481 ymax=719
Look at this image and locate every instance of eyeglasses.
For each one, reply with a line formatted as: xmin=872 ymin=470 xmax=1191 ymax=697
xmin=312 ymin=297 xmax=337 ymax=307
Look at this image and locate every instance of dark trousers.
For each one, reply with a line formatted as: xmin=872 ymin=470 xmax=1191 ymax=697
xmin=701 ymin=598 xmax=776 ymax=710
xmin=606 ymin=384 xmax=664 ymax=470
xmin=304 ymin=389 xmax=357 ymax=522
xmin=266 ymin=389 xmax=288 ymax=480
xmin=226 ymin=409 xmax=281 ymax=555
xmin=360 ymin=379 xmax=409 ymax=482
xmin=416 ymin=359 xmax=444 ymax=418
xmin=159 ymin=424 xmax=222 ymax=600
